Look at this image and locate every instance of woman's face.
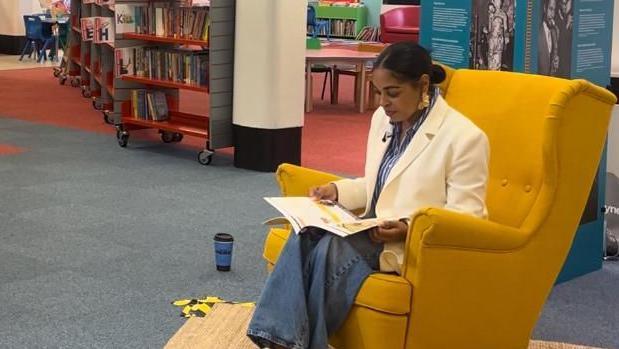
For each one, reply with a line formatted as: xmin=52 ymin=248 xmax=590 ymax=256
xmin=372 ymin=67 xmax=429 ymax=123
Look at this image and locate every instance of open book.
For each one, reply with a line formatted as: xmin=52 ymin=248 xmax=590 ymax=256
xmin=263 ymin=197 xmax=380 ymax=238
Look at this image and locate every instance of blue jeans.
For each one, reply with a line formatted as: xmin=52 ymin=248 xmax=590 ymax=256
xmin=247 ymin=229 xmax=382 ymax=349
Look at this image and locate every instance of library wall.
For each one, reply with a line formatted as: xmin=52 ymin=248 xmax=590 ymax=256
xmin=364 ymin=0 xmax=381 ymax=27
xmin=0 ymin=0 xmax=42 ymax=36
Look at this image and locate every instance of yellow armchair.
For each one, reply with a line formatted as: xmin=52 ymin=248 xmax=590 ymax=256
xmin=262 ymin=69 xmax=616 ymax=349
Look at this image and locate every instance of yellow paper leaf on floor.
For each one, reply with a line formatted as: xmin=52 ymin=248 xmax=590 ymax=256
xmin=172 ymin=299 xmax=195 ymax=307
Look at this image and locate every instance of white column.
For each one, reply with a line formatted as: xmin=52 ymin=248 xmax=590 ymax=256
xmin=232 ymin=0 xmax=306 ymax=171
xmin=233 ymin=0 xmax=305 ymax=129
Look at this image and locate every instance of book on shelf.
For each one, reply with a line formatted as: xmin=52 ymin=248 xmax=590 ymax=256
xmin=355 ymin=26 xmax=379 ymax=42
xmin=114 ymin=47 xmax=137 ymax=76
xmin=94 ymin=17 xmax=114 ymax=44
xmin=188 ymin=0 xmax=210 ymax=7
xmin=115 ymin=4 xmax=136 ymax=34
xmin=263 ymin=197 xmax=381 ymax=238
xmin=83 ymin=0 xmax=96 ymax=4
xmin=129 ymin=46 xmax=209 ymax=87
xmin=133 ymin=5 xmax=210 ymax=41
xmin=80 ymin=17 xmax=95 ymax=41
xmin=130 ymin=89 xmax=169 ymax=121
xmin=320 ymin=19 xmax=356 ymax=37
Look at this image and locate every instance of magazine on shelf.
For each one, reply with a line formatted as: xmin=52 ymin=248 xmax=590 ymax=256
xmin=263 ymin=197 xmax=380 ymax=238
xmin=114 ymin=47 xmax=137 ymax=76
xmin=80 ymin=17 xmax=95 ymax=41
xmin=94 ymin=17 xmax=114 ymax=44
xmin=114 ymin=4 xmax=137 ymax=34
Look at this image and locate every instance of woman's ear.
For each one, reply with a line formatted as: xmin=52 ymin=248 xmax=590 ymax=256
xmin=419 ymin=74 xmax=430 ymax=94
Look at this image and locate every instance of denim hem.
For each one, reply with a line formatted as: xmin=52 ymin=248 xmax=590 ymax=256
xmin=247 ymin=328 xmax=304 ymax=349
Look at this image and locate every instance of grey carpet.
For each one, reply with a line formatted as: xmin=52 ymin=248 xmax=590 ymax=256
xmin=0 ymin=117 xmax=618 ymax=348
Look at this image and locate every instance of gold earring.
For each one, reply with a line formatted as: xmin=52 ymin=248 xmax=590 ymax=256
xmin=418 ymin=93 xmax=430 ymax=110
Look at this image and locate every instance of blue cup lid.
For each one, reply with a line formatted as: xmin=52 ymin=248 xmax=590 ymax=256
xmin=214 ymin=233 xmax=234 ymax=242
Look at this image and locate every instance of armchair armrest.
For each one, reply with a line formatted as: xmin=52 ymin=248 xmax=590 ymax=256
xmin=404 ymin=207 xmax=529 ymax=275
xmin=276 ymin=163 xmax=342 ymax=196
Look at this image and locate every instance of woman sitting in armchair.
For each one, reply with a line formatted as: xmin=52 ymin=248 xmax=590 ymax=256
xmin=247 ymin=42 xmax=490 ymax=349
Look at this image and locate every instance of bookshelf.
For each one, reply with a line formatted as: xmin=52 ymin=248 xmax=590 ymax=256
xmin=113 ymin=0 xmax=236 ymax=165
xmin=61 ymin=0 xmax=115 ymax=123
xmin=314 ymin=5 xmax=367 ymax=39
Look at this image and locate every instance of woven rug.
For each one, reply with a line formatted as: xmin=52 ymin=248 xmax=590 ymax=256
xmin=164 ymin=304 xmax=605 ymax=349
xmin=529 ymin=340 xmax=606 ymax=349
xmin=165 ymin=303 xmax=256 ymax=349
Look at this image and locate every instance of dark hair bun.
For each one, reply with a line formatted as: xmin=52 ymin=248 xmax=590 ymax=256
xmin=430 ymin=64 xmax=446 ymax=84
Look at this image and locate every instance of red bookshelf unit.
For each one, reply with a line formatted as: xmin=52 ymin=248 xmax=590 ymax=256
xmin=113 ymin=0 xmax=235 ymax=166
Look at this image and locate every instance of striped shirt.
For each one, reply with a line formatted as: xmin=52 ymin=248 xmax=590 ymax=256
xmin=365 ymin=87 xmax=439 ymax=218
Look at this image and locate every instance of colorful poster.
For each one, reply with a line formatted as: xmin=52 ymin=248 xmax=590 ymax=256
xmin=420 ymin=0 xmax=527 ymax=71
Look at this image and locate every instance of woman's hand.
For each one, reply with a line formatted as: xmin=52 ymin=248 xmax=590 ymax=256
xmin=369 ymin=220 xmax=408 ymax=243
xmin=309 ymin=183 xmax=338 ymax=201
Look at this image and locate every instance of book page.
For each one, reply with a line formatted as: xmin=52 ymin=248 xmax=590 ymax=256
xmin=264 ymin=197 xmax=380 ymax=237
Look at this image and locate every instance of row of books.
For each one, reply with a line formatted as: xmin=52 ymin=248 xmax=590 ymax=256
xmin=130 ymin=90 xmax=170 ymax=121
xmin=318 ymin=19 xmax=357 ymax=37
xmin=355 ymin=26 xmax=380 ymax=42
xmin=80 ymin=17 xmax=114 ymax=44
xmin=115 ymin=47 xmax=209 ymax=87
xmin=137 ymin=6 xmax=210 ymax=41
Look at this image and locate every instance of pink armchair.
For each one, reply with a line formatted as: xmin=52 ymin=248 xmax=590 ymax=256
xmin=380 ymin=6 xmax=420 ymax=43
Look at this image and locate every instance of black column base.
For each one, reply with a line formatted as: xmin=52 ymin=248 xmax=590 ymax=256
xmin=0 ymin=35 xmax=26 ymax=55
xmin=233 ymin=124 xmax=302 ymax=172
xmin=610 ymin=78 xmax=619 ymax=103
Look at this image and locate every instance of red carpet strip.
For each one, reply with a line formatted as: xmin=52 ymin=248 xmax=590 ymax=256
xmin=0 ymin=144 xmax=27 ymax=156
xmin=0 ymin=67 xmax=370 ymax=176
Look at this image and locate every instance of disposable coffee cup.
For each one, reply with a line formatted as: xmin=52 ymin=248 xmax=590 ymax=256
xmin=214 ymin=233 xmax=234 ymax=271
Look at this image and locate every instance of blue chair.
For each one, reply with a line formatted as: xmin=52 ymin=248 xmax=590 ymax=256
xmin=307 ymin=5 xmax=330 ymax=39
xmin=19 ymin=15 xmax=55 ymax=62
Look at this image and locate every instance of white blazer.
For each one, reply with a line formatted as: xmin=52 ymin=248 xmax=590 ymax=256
xmin=334 ymin=95 xmax=490 ymax=274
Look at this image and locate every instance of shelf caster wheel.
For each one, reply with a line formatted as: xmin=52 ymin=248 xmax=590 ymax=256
xmin=103 ymin=112 xmax=113 ymax=125
xmin=198 ymin=150 xmax=213 ymax=166
xmin=82 ymin=89 xmax=91 ymax=98
xmin=70 ymin=78 xmax=80 ymax=87
xmin=53 ymin=68 xmax=60 ymax=77
xmin=59 ymin=76 xmax=67 ymax=85
xmin=117 ymin=131 xmax=129 ymax=148
xmin=92 ymin=100 xmax=102 ymax=110
xmin=161 ymin=131 xmax=175 ymax=143
xmin=173 ymin=133 xmax=183 ymax=142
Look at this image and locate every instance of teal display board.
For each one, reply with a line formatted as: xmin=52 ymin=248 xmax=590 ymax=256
xmin=420 ymin=0 xmax=527 ymax=72
xmin=532 ymin=0 xmax=614 ymax=86
xmin=531 ymin=0 xmax=614 ymax=283
xmin=420 ymin=0 xmax=615 ymax=283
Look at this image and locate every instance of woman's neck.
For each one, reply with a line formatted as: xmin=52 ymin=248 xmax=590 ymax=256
xmin=402 ymin=110 xmax=423 ymax=131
